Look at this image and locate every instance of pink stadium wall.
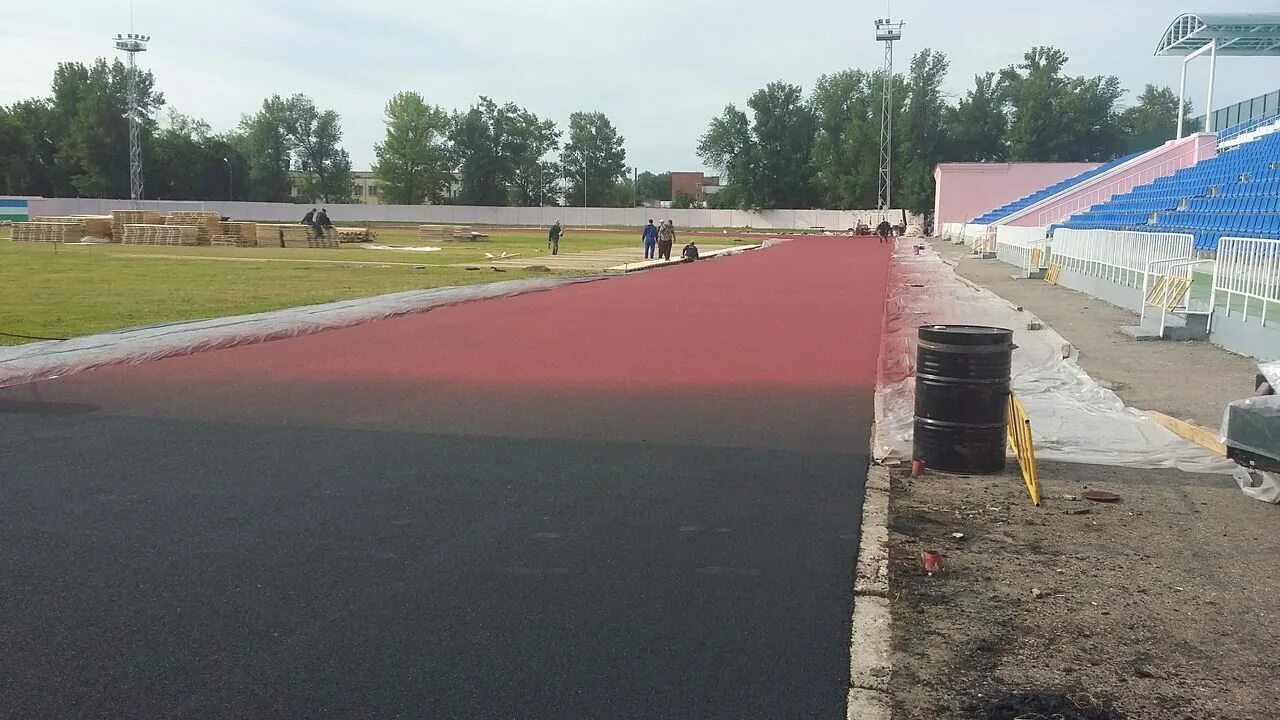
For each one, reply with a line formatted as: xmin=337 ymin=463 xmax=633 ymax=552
xmin=933 ymin=162 xmax=1099 ymax=225
xmin=1003 ymin=134 xmax=1219 ymax=227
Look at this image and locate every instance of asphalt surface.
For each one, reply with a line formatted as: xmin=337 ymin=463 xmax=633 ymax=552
xmin=0 ymin=237 xmax=891 ymax=718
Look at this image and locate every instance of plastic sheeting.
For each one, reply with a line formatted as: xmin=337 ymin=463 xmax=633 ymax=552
xmin=0 ymin=276 xmax=602 ymax=389
xmin=875 ymin=242 xmax=1235 ymax=473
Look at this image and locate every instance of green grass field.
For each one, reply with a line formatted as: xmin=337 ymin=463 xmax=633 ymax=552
xmin=0 ymin=227 xmax=704 ymax=345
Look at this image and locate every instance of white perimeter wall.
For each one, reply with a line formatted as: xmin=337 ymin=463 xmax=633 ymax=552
xmin=29 ymin=198 xmax=910 ymax=230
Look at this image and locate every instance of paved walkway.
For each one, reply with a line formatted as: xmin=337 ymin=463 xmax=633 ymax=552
xmin=0 ymin=237 xmax=891 ymax=719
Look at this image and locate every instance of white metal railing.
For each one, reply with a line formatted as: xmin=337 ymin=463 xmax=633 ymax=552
xmin=1143 ymin=258 xmax=1215 ymax=338
xmin=1032 ymin=140 xmax=1207 ymax=226
xmin=1214 ymin=236 xmax=1280 ymax=327
xmin=1050 ymin=229 xmax=1195 ymax=290
xmin=995 ymin=225 xmax=1049 ymax=271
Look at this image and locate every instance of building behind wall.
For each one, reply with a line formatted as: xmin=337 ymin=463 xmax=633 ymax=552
xmin=670 ymin=172 xmax=721 ymax=202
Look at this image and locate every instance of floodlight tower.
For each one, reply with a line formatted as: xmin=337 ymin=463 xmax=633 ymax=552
xmin=875 ymin=17 xmax=903 ymax=211
xmin=114 ymin=32 xmax=150 ymax=208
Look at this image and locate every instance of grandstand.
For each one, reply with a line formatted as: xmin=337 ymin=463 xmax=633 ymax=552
xmin=1054 ymin=122 xmax=1280 ymax=250
xmin=971 ymin=152 xmax=1145 ymax=225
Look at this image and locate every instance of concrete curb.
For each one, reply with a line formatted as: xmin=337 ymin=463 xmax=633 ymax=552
xmin=847 ymin=463 xmax=892 ymax=720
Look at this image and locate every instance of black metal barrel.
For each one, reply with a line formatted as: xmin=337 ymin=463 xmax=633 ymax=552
xmin=913 ymin=325 xmax=1013 ymax=474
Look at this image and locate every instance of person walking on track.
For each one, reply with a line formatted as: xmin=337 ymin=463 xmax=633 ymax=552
xmin=657 ymin=220 xmax=676 ymax=261
xmin=642 ymin=219 xmax=659 ymax=259
xmin=548 ymin=220 xmax=563 ymax=256
xmin=876 ymin=219 xmax=892 ymax=244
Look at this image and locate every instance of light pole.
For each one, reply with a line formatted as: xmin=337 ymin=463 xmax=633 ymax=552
xmin=113 ymin=32 xmax=151 ymax=208
xmin=583 ymin=167 xmax=588 ymax=208
xmin=539 ymin=163 xmax=544 ymax=207
xmin=223 ymin=157 xmax=233 ymax=202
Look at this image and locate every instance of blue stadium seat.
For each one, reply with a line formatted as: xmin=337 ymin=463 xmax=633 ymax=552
xmin=1056 ymin=127 xmax=1280 ymax=244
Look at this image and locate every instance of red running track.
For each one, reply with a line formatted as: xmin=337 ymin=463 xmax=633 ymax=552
xmin=0 ymin=236 xmax=892 ymax=719
xmin=17 ymin=237 xmax=892 ymax=452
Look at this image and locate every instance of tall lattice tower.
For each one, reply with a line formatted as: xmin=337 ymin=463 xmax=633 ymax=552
xmin=875 ymin=18 xmax=903 ymax=211
xmin=114 ymin=32 xmax=150 ymax=208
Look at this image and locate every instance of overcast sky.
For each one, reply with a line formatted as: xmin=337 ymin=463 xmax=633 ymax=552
xmin=4 ymin=1 xmax=1280 ymax=174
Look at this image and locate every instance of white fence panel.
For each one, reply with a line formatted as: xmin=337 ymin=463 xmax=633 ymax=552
xmin=1049 ymin=229 xmax=1194 ymax=289
xmin=27 ymin=197 xmax=913 ymax=230
xmin=1214 ymin=236 xmax=1280 ymax=326
xmin=995 ymin=225 xmax=1049 ymax=271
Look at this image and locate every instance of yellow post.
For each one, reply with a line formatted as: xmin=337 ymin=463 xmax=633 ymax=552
xmin=1007 ymin=393 xmax=1041 ymax=506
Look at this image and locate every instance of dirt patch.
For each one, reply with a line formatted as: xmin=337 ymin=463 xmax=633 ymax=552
xmin=889 ymin=461 xmax=1280 ymax=719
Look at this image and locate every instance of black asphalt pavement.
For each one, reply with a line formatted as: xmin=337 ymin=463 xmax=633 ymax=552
xmin=1 ymin=410 xmax=867 ymax=718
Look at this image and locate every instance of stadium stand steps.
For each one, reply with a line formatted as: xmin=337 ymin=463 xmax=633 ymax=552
xmin=970 ymin=151 xmax=1146 ymax=225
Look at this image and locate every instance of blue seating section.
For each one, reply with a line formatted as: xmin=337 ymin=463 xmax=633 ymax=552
xmin=1054 ymin=130 xmax=1280 ymax=251
xmin=1217 ymin=113 xmax=1280 ymax=144
xmin=969 ymin=152 xmax=1144 ymax=224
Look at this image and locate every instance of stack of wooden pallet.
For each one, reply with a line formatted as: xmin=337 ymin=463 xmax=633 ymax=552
xmin=419 ymin=224 xmax=467 ymax=242
xmin=111 ymin=210 xmax=162 ymax=240
xmin=256 ymin=225 xmax=283 ymax=248
xmin=336 ymin=227 xmax=375 ymax=243
xmin=10 ymin=221 xmax=85 ymax=243
xmin=33 ymin=215 xmax=112 ymax=238
xmin=121 ymin=224 xmax=198 ymax=246
xmin=166 ymin=211 xmax=222 ymax=245
xmin=217 ymin=221 xmax=259 ymax=247
xmin=452 ymin=231 xmax=490 ymax=242
xmin=281 ymin=225 xmax=315 ymax=248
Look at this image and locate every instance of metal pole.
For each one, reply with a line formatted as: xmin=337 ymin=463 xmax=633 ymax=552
xmin=632 ymin=167 xmax=637 ymax=208
xmin=1205 ymin=40 xmax=1218 ymax=133
xmin=223 ymin=157 xmax=232 ymax=201
xmin=583 ymin=167 xmax=587 ymax=208
xmin=539 ymin=164 xmax=544 ymax=207
xmin=1176 ymin=59 xmax=1188 ymax=139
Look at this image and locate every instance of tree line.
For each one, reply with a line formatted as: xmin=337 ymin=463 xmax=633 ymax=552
xmin=698 ymin=46 xmax=1196 ymax=213
xmin=0 ymin=48 xmax=1194 ymax=211
xmin=0 ymin=59 xmax=659 ymax=207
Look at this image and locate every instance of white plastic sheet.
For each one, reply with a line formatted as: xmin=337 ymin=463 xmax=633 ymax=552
xmin=875 ymin=242 xmax=1235 ymax=473
xmin=0 ymin=276 xmax=601 ymax=388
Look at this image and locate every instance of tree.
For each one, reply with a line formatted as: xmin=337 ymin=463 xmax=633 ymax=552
xmin=1120 ymin=84 xmax=1195 ymax=150
xmin=998 ymin=46 xmax=1124 ymax=162
xmin=279 ymin=94 xmax=353 ymax=203
xmin=47 ymin=59 xmax=164 ymax=198
xmin=450 ymin=97 xmax=560 ymax=206
xmin=635 ymin=171 xmax=671 ymax=203
xmin=898 ymin=50 xmax=952 ymax=214
xmin=948 ymin=72 xmax=1008 ymax=162
xmin=148 ymin=110 xmax=247 ymax=201
xmin=373 ymin=91 xmax=453 ymax=205
xmin=0 ymin=106 xmax=34 ymax=194
xmin=809 ymin=69 xmax=879 ymax=209
xmin=236 ymin=97 xmax=294 ymax=202
xmin=561 ymin=111 xmax=627 ymax=207
xmin=671 ymin=190 xmax=697 ymax=209
xmin=744 ymin=81 xmax=818 ymax=208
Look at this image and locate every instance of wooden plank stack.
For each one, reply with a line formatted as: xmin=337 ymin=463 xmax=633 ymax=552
xmin=418 ymin=224 xmax=467 ymax=242
xmin=336 ymin=226 xmax=375 ymax=243
xmin=33 ymin=215 xmax=112 ymax=238
xmin=210 ymin=235 xmax=239 ymax=246
xmin=111 ymin=210 xmax=162 ymax=240
xmin=308 ymin=228 xmax=341 ymax=249
xmin=10 ymin=221 xmax=85 ymax=243
xmin=281 ymin=225 xmax=314 ymax=248
xmin=121 ymin=224 xmax=198 ymax=246
xmin=217 ymin=222 xmax=259 ymax=247
xmin=256 ymin=225 xmax=283 ymax=248
xmin=167 ymin=211 xmax=222 ymax=245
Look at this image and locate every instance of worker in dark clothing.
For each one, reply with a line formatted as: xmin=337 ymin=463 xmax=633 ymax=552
xmin=657 ymin=220 xmax=675 ymax=260
xmin=318 ymin=208 xmax=334 ymax=230
xmin=876 ymin=220 xmax=892 ymax=243
xmin=548 ymin=221 xmax=563 ymax=255
xmin=301 ymin=208 xmax=316 ymax=226
xmin=642 ymin=219 xmax=659 ymax=259
xmin=681 ymin=240 xmax=700 ymax=262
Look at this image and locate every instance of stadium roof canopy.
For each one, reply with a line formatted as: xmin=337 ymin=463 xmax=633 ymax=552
xmin=1156 ymin=13 xmax=1280 ymax=56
